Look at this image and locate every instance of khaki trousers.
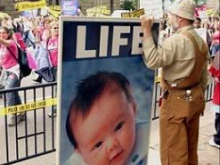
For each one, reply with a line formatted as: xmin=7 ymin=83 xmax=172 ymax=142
xmin=159 ymin=85 xmax=205 ymax=165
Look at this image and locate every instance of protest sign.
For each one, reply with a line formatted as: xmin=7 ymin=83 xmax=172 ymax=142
xmin=61 ymin=0 xmax=79 ymax=16
xmin=57 ymin=17 xmax=160 ymax=165
xmin=140 ymin=0 xmax=163 ymax=18
xmin=14 ymin=0 xmax=46 ymax=12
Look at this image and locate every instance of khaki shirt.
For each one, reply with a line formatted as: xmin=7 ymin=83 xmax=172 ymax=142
xmin=143 ymin=25 xmax=209 ymax=89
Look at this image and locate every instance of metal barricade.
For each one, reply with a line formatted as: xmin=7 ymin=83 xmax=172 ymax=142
xmin=0 ymin=82 xmax=56 ymax=165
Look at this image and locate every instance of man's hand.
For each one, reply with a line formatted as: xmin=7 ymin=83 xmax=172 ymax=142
xmin=141 ymin=16 xmax=154 ymax=39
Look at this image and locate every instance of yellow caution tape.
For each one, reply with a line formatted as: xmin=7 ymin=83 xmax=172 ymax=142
xmin=0 ymin=98 xmax=57 ymax=116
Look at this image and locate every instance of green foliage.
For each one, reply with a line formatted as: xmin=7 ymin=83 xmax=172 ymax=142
xmin=120 ymin=0 xmax=137 ymax=11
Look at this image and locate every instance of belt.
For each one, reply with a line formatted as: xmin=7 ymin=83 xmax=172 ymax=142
xmin=167 ymin=82 xmax=200 ymax=91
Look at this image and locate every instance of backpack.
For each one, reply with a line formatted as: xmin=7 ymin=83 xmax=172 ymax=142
xmin=7 ymin=44 xmax=32 ymax=79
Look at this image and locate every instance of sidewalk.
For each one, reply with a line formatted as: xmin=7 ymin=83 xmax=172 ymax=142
xmin=148 ymin=102 xmax=220 ymax=165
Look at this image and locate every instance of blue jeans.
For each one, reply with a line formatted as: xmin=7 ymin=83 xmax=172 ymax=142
xmin=5 ymin=72 xmax=21 ymax=106
xmin=212 ymin=44 xmax=220 ymax=56
xmin=52 ymin=67 xmax=57 ymax=113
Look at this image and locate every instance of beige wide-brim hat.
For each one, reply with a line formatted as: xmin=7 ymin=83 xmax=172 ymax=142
xmin=168 ymin=0 xmax=196 ymax=21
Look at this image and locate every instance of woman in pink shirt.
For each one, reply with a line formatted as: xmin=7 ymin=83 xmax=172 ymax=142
xmin=47 ymin=21 xmax=59 ymax=117
xmin=47 ymin=21 xmax=58 ymax=68
xmin=0 ymin=26 xmax=24 ymax=126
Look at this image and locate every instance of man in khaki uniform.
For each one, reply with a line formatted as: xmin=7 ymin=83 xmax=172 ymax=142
xmin=141 ymin=0 xmax=209 ymax=164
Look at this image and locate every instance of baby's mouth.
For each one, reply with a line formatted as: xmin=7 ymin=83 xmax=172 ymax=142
xmin=110 ymin=149 xmax=124 ymax=164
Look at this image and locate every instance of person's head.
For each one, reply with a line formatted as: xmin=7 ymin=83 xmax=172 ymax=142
xmin=213 ymin=21 xmax=220 ymax=31
xmin=213 ymin=16 xmax=220 ymax=23
xmin=66 ymin=71 xmax=137 ymax=165
xmin=167 ymin=0 xmax=196 ymax=31
xmin=1 ymin=17 xmax=8 ymax=26
xmin=43 ymin=19 xmax=50 ymax=29
xmin=193 ymin=17 xmax=202 ymax=28
xmin=202 ymin=21 xmax=210 ymax=29
xmin=0 ymin=26 xmax=13 ymax=40
xmin=50 ymin=21 xmax=59 ymax=37
xmin=163 ymin=13 xmax=168 ymax=20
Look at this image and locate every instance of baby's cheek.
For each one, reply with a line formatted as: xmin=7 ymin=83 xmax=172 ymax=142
xmin=123 ymin=123 xmax=136 ymax=148
xmin=83 ymin=149 xmax=109 ymax=165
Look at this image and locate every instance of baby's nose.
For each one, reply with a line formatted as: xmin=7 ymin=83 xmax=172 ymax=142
xmin=106 ymin=137 xmax=120 ymax=152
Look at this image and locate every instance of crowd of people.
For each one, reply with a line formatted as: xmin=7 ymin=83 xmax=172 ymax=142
xmin=0 ymin=15 xmax=59 ymax=126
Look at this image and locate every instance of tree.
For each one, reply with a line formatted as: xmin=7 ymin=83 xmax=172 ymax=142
xmin=120 ymin=0 xmax=138 ymax=11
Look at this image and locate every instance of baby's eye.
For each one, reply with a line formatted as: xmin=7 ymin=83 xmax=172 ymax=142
xmin=93 ymin=141 xmax=103 ymax=150
xmin=115 ymin=121 xmax=125 ymax=132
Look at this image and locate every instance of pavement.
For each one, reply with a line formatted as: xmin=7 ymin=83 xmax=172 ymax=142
xmin=10 ymin=101 xmax=219 ymax=165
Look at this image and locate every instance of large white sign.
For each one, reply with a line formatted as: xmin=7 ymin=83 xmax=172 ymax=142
xmin=163 ymin=0 xmax=172 ymax=11
xmin=140 ymin=0 xmax=163 ymax=19
xmin=195 ymin=28 xmax=207 ymax=42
